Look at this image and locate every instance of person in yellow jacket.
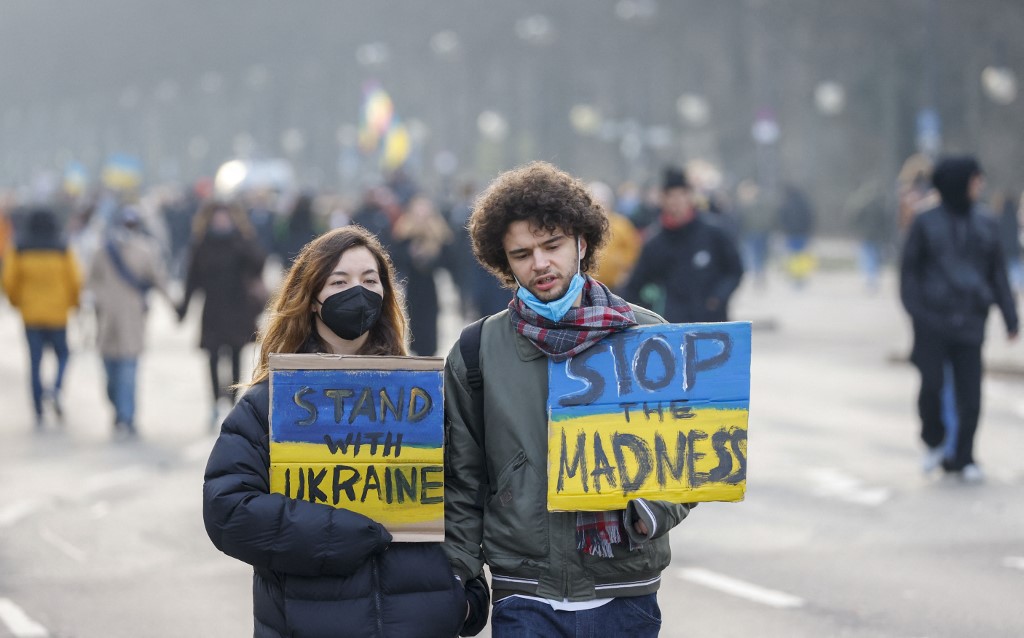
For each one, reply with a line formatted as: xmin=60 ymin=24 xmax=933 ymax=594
xmin=2 ymin=207 xmax=82 ymax=428
xmin=588 ymin=180 xmax=641 ymax=292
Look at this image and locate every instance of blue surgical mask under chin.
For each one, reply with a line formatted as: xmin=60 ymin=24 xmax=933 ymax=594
xmin=515 ymin=238 xmax=585 ymax=322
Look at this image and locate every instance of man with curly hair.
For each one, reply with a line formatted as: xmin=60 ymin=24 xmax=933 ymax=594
xmin=443 ymin=161 xmax=694 ymax=636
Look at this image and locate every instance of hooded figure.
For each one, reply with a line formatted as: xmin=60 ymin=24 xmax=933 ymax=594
xmin=930 ymin=156 xmax=981 ymax=215
xmin=899 ymin=154 xmax=1018 ymax=481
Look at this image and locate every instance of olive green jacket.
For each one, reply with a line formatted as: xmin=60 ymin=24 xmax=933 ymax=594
xmin=443 ymin=307 xmax=692 ymax=601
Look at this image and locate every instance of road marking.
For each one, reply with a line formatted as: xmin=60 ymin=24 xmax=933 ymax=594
xmin=0 ymin=598 xmax=49 ymax=637
xmin=184 ymin=436 xmax=217 ymax=463
xmin=78 ymin=466 xmax=150 ymax=499
xmin=0 ymin=501 xmax=41 ymax=529
xmin=1003 ymin=556 xmax=1024 ymax=570
xmin=678 ymin=568 xmax=805 ymax=608
xmin=39 ymin=526 xmax=87 ymax=563
xmin=806 ymin=467 xmax=890 ymax=506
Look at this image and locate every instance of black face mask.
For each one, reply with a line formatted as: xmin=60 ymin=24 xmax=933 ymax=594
xmin=317 ymin=286 xmax=383 ymax=341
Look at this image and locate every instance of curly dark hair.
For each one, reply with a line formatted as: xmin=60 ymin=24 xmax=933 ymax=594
xmin=468 ymin=161 xmax=609 ymax=288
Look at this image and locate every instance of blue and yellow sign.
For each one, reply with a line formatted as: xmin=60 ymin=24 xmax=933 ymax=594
xmin=547 ymin=323 xmax=750 ymax=511
xmin=269 ymin=354 xmax=445 ymax=542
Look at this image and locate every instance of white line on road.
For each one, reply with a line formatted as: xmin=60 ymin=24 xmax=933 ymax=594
xmin=678 ymin=567 xmax=805 ymax=609
xmin=1003 ymin=556 xmax=1024 ymax=570
xmin=183 ymin=436 xmax=217 ymax=463
xmin=78 ymin=466 xmax=150 ymax=499
xmin=0 ymin=501 xmax=42 ymax=529
xmin=0 ymin=598 xmax=49 ymax=637
xmin=39 ymin=525 xmax=87 ymax=563
xmin=807 ymin=467 xmax=890 ymax=506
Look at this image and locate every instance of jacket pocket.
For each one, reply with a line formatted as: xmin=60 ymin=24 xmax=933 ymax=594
xmin=483 ymin=450 xmax=549 ymax=560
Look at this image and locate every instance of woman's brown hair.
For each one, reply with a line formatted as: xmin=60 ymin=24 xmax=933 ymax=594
xmin=249 ymin=225 xmax=408 ymax=385
xmin=191 ymin=198 xmax=256 ymax=241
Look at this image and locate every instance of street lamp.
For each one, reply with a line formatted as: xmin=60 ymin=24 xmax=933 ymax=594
xmin=477 ymin=110 xmax=508 ymax=142
xmin=813 ymin=81 xmax=845 ymax=116
xmin=981 ymin=66 xmax=1017 ymax=105
xmin=676 ymin=93 xmax=710 ymax=127
xmin=569 ymin=104 xmax=602 ymax=136
xmin=515 ymin=14 xmax=554 ymax=46
xmin=356 ymin=43 xmax=390 ymax=67
xmin=430 ymin=31 xmax=460 ymax=58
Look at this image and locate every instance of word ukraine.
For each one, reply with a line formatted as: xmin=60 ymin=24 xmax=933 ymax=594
xmin=269 ymin=354 xmax=444 ymax=542
xmin=547 ymin=322 xmax=751 ymax=511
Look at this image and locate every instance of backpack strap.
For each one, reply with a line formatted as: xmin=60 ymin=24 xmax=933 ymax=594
xmin=458 ymin=316 xmax=489 ymax=508
xmin=459 ymin=316 xmax=487 ymax=451
xmin=460 ymin=316 xmax=486 ymax=392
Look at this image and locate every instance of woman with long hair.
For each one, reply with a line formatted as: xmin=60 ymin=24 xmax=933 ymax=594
xmin=178 ymin=199 xmax=266 ymax=427
xmin=202 ymin=225 xmax=487 ymax=638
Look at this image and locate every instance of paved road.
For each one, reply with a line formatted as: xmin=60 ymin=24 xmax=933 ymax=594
xmin=1 ymin=265 xmax=1022 ymax=637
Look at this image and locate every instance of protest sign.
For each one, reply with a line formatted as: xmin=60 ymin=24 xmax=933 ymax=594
xmin=269 ymin=353 xmax=444 ymax=542
xmin=547 ymin=322 xmax=750 ymax=511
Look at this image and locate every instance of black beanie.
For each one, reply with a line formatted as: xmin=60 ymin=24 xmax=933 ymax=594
xmin=663 ymin=166 xmax=689 ymax=191
xmin=932 ymin=155 xmax=981 ymax=215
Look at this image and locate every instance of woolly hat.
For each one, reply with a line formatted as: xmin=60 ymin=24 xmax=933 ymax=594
xmin=662 ymin=166 xmax=690 ymax=191
xmin=932 ymin=155 xmax=981 ymax=214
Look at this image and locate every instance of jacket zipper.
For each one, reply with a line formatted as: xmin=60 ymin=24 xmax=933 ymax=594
xmin=371 ymin=556 xmax=385 ymax=637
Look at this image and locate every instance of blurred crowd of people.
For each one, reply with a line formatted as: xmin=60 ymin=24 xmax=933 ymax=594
xmin=1 ymin=154 xmax=1021 ymax=447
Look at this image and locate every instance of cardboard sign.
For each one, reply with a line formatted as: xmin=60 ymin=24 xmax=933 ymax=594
xmin=546 ymin=322 xmax=750 ymax=511
xmin=269 ymin=353 xmax=445 ymax=542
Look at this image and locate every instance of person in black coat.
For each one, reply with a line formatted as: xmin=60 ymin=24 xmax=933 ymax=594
xmin=178 ymin=200 xmax=266 ymax=427
xmin=203 ymin=225 xmax=488 ymax=637
xmin=900 ymin=156 xmax=1019 ymax=482
xmin=622 ymin=167 xmax=744 ymax=322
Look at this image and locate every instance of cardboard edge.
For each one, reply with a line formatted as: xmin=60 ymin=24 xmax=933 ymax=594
xmin=270 ymin=353 xmax=443 ymax=371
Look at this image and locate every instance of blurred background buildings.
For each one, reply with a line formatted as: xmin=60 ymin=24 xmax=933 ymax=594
xmin=1 ymin=0 xmax=1022 ymax=232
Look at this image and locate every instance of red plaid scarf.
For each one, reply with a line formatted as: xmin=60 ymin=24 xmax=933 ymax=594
xmin=510 ymin=275 xmax=639 ymax=556
xmin=508 ymin=276 xmax=637 ymax=362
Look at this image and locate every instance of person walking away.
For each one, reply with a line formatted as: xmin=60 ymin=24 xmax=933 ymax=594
xmin=178 ymin=200 xmax=267 ymax=428
xmin=900 ymin=156 xmax=1019 ymax=482
xmin=391 ymin=194 xmax=452 ymax=355
xmin=277 ymin=192 xmax=321 ymax=268
xmin=2 ymin=207 xmax=82 ymax=429
xmin=444 ymin=162 xmax=695 ymax=637
xmin=87 ymin=206 xmax=171 ymax=439
xmin=734 ymin=179 xmax=773 ymax=289
xmin=994 ymin=190 xmax=1022 ymax=293
xmin=776 ymin=183 xmax=817 ymax=288
xmin=845 ymin=180 xmax=892 ymax=293
xmin=588 ymin=180 xmax=641 ymax=294
xmin=622 ymin=166 xmax=744 ymax=323
xmin=202 ymin=225 xmax=488 ymax=637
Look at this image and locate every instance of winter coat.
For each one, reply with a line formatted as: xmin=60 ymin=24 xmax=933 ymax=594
xmin=623 ymin=217 xmax=744 ymax=323
xmin=900 ymin=204 xmax=1019 ymax=344
xmin=2 ymin=236 xmax=81 ymax=328
xmin=181 ymin=231 xmax=266 ymax=351
xmin=88 ymin=227 xmax=168 ymax=358
xmin=203 ymin=382 xmax=467 ymax=638
xmin=443 ymin=308 xmax=692 ymax=601
xmin=594 ymin=211 xmax=642 ymax=291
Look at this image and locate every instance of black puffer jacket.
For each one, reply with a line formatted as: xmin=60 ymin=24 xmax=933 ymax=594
xmin=203 ymin=382 xmax=467 ymax=638
xmin=623 ymin=216 xmax=744 ymax=323
xmin=900 ymin=205 xmax=1018 ymax=345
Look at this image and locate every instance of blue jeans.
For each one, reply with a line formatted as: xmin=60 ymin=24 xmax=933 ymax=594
xmin=941 ymin=362 xmax=959 ymax=461
xmin=859 ymin=241 xmax=882 ymax=290
xmin=103 ymin=357 xmax=138 ymax=428
xmin=492 ymin=595 xmax=661 ymax=638
xmin=25 ymin=327 xmax=69 ymax=417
